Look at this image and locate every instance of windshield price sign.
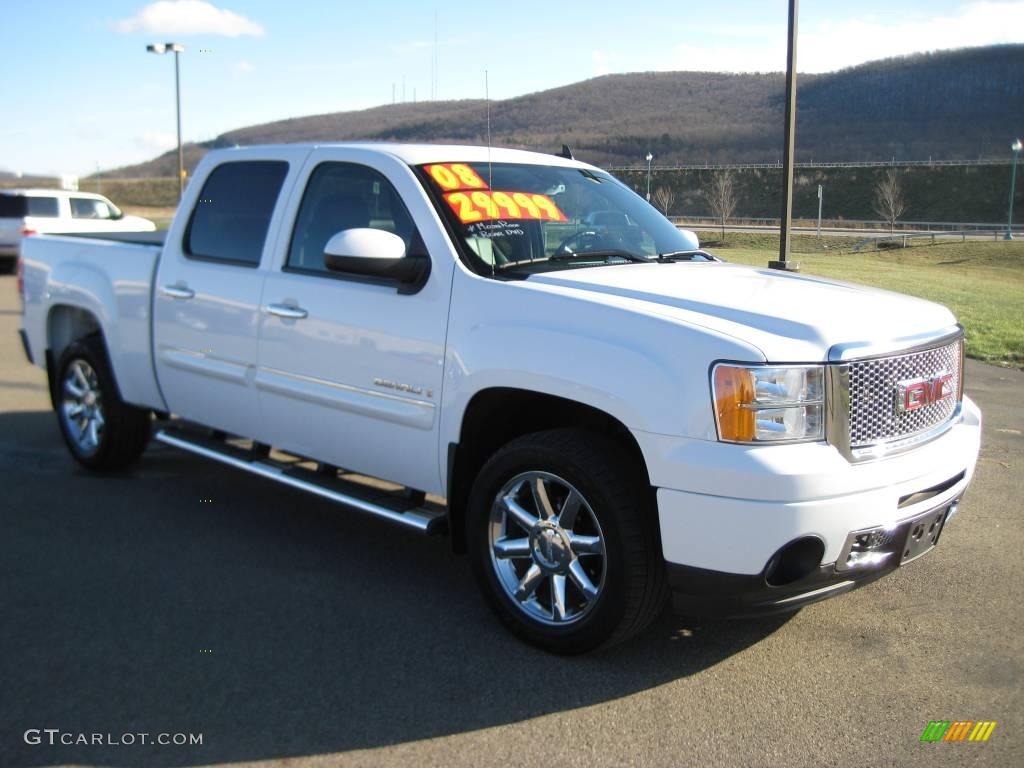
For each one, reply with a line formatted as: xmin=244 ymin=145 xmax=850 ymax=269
xmin=443 ymin=190 xmax=568 ymax=223
xmin=425 ymin=163 xmax=489 ymax=191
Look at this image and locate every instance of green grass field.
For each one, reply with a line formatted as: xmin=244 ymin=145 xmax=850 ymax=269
xmin=701 ymin=234 xmax=1024 ymax=366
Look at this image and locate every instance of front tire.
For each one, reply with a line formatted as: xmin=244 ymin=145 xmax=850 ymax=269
xmin=55 ymin=337 xmax=151 ymax=471
xmin=467 ymin=429 xmax=668 ymax=654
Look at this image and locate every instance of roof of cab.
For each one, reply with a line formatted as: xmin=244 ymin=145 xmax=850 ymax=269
xmin=207 ymin=142 xmax=600 ymax=170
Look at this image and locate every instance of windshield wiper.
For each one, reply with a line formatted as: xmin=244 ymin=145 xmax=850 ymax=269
xmin=548 ymin=249 xmax=648 ymax=264
xmin=655 ymin=250 xmax=716 ymax=262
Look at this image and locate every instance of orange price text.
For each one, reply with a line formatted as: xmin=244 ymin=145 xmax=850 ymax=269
xmin=443 ymin=190 xmax=568 ymax=223
xmin=425 ymin=163 xmax=489 ymax=191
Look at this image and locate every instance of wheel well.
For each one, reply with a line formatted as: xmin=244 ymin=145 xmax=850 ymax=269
xmin=447 ymin=388 xmax=650 ymax=553
xmin=45 ymin=305 xmax=104 ymax=409
xmin=48 ymin=305 xmax=101 ymax=363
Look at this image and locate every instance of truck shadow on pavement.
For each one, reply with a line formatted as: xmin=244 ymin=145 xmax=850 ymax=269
xmin=1 ymin=410 xmax=790 ymax=767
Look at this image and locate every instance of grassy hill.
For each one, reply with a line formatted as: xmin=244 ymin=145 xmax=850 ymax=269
xmin=101 ymin=44 xmax=1023 ymax=178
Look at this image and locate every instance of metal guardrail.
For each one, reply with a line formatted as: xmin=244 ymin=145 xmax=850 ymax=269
xmin=609 ymin=158 xmax=1015 ymax=171
xmin=671 ymin=216 xmax=1023 ymax=233
xmin=852 ymin=230 xmax=1011 ymax=251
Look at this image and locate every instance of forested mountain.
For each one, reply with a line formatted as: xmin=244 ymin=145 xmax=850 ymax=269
xmin=103 ymin=44 xmax=1023 ymax=177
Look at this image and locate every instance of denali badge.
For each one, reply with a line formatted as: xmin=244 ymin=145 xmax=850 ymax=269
xmin=373 ymin=377 xmax=433 ymax=398
xmin=895 ymin=372 xmax=953 ymax=413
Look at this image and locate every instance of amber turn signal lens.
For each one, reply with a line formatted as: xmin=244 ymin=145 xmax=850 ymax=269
xmin=714 ymin=366 xmax=756 ymax=441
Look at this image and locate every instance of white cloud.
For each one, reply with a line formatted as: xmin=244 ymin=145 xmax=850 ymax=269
xmin=115 ymin=0 xmax=263 ymax=37
xmin=232 ymin=59 xmax=253 ymax=76
xmin=665 ymin=1 xmax=1024 ymax=73
xmin=135 ymin=131 xmax=177 ymax=153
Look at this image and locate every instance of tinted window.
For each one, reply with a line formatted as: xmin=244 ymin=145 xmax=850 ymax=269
xmin=0 ymin=194 xmax=28 ymax=218
xmin=27 ymin=197 xmax=59 ymax=217
xmin=287 ymin=162 xmax=418 ymax=273
xmin=186 ymin=161 xmax=288 ymax=265
xmin=70 ymin=197 xmax=113 ymax=219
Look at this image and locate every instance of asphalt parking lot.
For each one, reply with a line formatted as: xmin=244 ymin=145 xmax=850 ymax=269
xmin=0 ymin=272 xmax=1020 ymax=768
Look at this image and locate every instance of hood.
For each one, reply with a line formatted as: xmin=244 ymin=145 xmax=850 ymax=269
xmin=526 ymin=261 xmax=956 ymax=361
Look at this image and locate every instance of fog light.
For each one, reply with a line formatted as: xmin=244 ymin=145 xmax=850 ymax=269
xmin=837 ymin=525 xmax=898 ymax=572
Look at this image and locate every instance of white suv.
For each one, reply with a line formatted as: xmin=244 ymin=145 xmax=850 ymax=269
xmin=0 ymin=189 xmax=155 ymax=272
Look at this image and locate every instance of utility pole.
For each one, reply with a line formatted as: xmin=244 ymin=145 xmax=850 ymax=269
xmin=770 ymin=0 xmax=800 ymax=271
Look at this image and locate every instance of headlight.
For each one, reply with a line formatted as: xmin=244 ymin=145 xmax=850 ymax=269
xmin=712 ymin=364 xmax=825 ymax=443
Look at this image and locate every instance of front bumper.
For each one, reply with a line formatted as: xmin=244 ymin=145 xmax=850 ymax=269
xmin=667 ymin=496 xmax=959 ymax=617
xmin=667 ymin=561 xmax=890 ymax=618
xmin=635 ymin=396 xmax=982 ymax=618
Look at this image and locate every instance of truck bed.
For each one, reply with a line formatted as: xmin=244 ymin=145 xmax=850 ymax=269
xmin=20 ymin=233 xmax=165 ymax=411
xmin=58 ymin=230 xmax=166 ymax=247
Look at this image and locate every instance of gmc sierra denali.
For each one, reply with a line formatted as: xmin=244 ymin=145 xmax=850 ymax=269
xmin=18 ymin=143 xmax=981 ymax=653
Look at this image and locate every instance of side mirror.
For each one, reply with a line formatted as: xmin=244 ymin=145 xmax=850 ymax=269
xmin=323 ymin=228 xmax=430 ymax=293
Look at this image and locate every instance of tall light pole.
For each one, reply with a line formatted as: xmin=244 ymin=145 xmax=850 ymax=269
xmin=645 ymin=152 xmax=653 ymax=201
xmin=147 ymin=42 xmax=185 ymax=202
xmin=1005 ymin=138 xmax=1022 ymax=241
xmin=816 ymin=183 xmax=823 ymax=236
xmin=770 ymin=0 xmax=800 ymax=271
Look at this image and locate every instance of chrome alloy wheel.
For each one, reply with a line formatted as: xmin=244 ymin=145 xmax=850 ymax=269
xmin=60 ymin=360 xmax=105 ymax=455
xmin=488 ymin=471 xmax=607 ymax=626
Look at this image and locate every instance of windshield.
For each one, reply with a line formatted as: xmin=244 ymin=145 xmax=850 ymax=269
xmin=417 ymin=161 xmax=701 ymax=274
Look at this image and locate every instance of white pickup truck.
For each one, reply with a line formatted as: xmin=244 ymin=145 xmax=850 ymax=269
xmin=18 ymin=143 xmax=981 ymax=653
xmin=0 ymin=189 xmax=155 ymax=272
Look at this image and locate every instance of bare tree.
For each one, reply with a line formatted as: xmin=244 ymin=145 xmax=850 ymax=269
xmin=652 ymin=186 xmax=676 ymax=217
xmin=705 ymin=170 xmax=738 ymax=239
xmin=873 ymin=169 xmax=908 ymax=233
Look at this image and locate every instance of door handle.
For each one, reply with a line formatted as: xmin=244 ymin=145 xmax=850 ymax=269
xmin=161 ymin=285 xmax=195 ymax=300
xmin=266 ymin=303 xmax=308 ymax=320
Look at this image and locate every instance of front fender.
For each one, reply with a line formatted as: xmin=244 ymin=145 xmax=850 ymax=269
xmin=440 ymin=270 xmax=764 ymax=456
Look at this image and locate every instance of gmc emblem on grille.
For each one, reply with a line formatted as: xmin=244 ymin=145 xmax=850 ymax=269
xmin=895 ymin=372 xmax=954 ymax=412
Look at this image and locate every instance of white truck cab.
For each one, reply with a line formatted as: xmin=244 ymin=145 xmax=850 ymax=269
xmin=18 ymin=143 xmax=981 ymax=653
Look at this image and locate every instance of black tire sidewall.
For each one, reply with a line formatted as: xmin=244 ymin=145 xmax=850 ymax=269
xmin=467 ymin=432 xmax=638 ymax=654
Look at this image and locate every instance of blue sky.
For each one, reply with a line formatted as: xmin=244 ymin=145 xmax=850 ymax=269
xmin=2 ymin=0 xmax=1022 ymax=175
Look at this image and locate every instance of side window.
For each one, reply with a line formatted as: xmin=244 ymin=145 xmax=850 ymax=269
xmin=287 ymin=162 xmax=418 ymax=273
xmin=70 ymin=198 xmax=112 ymax=219
xmin=186 ymin=161 xmax=288 ymax=266
xmin=26 ymin=197 xmax=59 ymax=218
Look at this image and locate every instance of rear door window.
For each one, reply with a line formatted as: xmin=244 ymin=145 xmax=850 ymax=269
xmin=27 ymin=197 xmax=59 ymax=217
xmin=185 ymin=161 xmax=289 ymax=266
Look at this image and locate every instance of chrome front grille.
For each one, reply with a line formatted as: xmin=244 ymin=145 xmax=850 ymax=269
xmin=826 ymin=333 xmax=964 ymax=461
xmin=846 ymin=338 xmax=962 ymax=447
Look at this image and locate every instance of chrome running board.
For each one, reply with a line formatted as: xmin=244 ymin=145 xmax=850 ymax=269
xmin=154 ymin=427 xmax=447 ymax=535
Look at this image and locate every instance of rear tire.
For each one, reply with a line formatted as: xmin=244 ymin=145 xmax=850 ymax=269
xmin=55 ymin=337 xmax=151 ymax=471
xmin=467 ymin=428 xmax=668 ymax=654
